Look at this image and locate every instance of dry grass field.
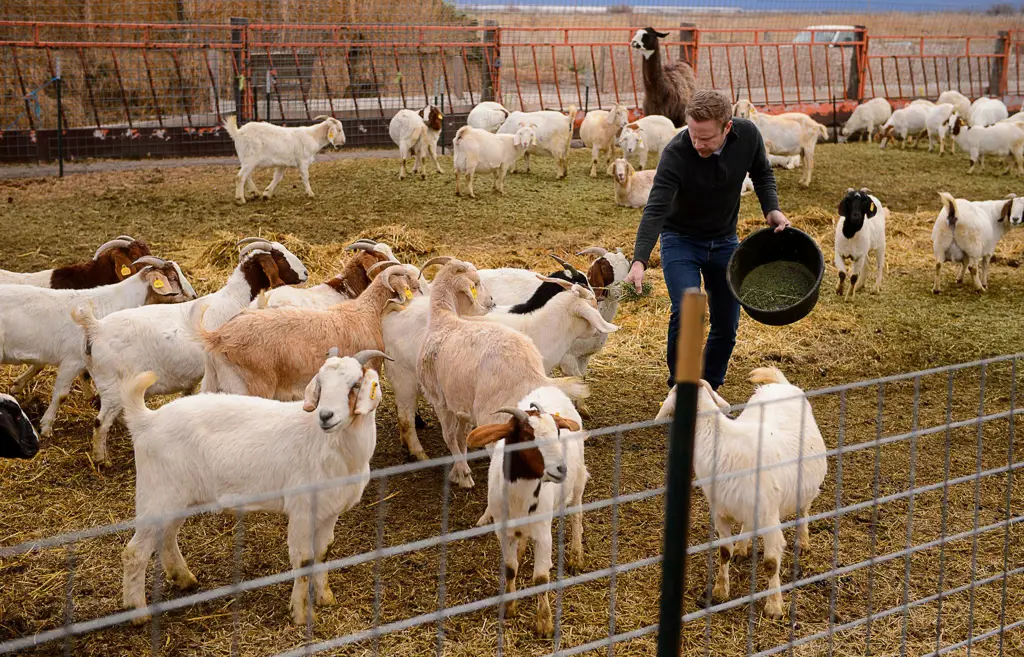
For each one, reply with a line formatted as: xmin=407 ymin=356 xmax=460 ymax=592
xmin=0 ymin=141 xmax=1022 ymax=656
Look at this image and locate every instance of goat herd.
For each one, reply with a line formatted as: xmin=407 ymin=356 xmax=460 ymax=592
xmin=3 ymin=61 xmax=1024 ymax=646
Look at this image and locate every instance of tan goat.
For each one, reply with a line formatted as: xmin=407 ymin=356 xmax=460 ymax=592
xmin=417 ymin=257 xmax=588 ymax=488
xmin=200 ymin=263 xmax=419 ymax=399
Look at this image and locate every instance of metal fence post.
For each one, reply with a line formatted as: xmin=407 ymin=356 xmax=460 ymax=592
xmin=656 ymin=288 xmax=706 ymax=657
xmin=847 ymin=25 xmax=867 ymax=101
xmin=55 ymin=54 xmax=63 ymax=178
xmin=990 ymin=30 xmax=1009 ymax=97
xmin=231 ymin=17 xmax=249 ymax=122
xmin=678 ymin=23 xmax=697 ymax=67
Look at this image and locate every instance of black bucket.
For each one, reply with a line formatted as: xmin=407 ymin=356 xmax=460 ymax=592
xmin=726 ymin=227 xmax=825 ymax=326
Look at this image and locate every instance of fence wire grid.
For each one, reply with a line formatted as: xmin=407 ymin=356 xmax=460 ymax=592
xmin=1 ymin=353 xmax=1021 ymax=656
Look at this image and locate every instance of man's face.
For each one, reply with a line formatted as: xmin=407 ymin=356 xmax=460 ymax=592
xmin=687 ymin=118 xmax=731 ymax=158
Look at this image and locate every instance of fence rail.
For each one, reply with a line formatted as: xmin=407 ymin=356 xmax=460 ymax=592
xmin=0 ymin=21 xmax=1022 ymax=161
xmin=0 ymin=354 xmax=1021 ymax=655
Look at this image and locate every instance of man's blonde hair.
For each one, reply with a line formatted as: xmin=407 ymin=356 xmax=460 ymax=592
xmin=685 ymin=90 xmax=733 ymax=130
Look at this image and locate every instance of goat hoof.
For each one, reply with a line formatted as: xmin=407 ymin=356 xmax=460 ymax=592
xmin=567 ymin=548 xmax=584 ymax=572
xmin=502 ymin=600 xmax=518 ymax=617
xmin=235 ymin=198 xmax=246 ymax=205
xmin=476 ymin=512 xmax=492 ymax=527
xmin=130 ymin=612 xmax=151 ymax=626
xmin=168 ymin=570 xmax=198 ymax=591
xmin=291 ymin=603 xmax=314 ymax=626
xmin=763 ymin=597 xmax=785 ymax=620
xmin=535 ymin=614 xmax=554 ymax=638
xmin=576 ymin=402 xmax=593 ymax=422
xmin=316 ymin=587 xmax=337 ymax=607
xmin=712 ymin=582 xmax=730 ymax=603
xmin=450 ymin=469 xmax=474 ymax=489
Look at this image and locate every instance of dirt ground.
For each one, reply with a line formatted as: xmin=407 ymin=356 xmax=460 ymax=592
xmin=0 ymin=142 xmax=1022 ymax=656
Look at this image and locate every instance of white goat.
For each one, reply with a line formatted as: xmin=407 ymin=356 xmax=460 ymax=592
xmin=1001 ymin=111 xmax=1024 ymax=125
xmin=615 ymin=114 xmax=677 ymax=170
xmin=655 ymin=367 xmax=827 ymax=619
xmin=467 ymin=101 xmax=509 ymax=133
xmin=743 ymin=105 xmax=827 ymax=186
xmin=453 ymin=124 xmax=537 ymax=198
xmin=119 ymin=349 xmax=386 ymax=626
xmin=579 ymin=104 xmax=629 ymax=177
xmin=968 ymin=97 xmax=1008 ymax=127
xmin=932 ymin=192 xmax=1024 ymax=293
xmin=947 ymin=114 xmax=1024 ymax=175
xmin=937 ymin=90 xmax=971 ymax=119
xmin=389 ymin=106 xmax=444 ymax=180
xmin=925 ymin=103 xmax=956 ymax=154
xmin=223 ymin=115 xmax=345 ymax=203
xmin=834 ymin=188 xmax=887 ymax=300
xmin=608 ymin=158 xmax=656 ymax=208
xmin=840 ymin=97 xmax=892 ymax=142
xmin=879 ymin=105 xmax=929 ymax=149
xmin=0 ymin=257 xmax=196 ymax=437
xmin=497 ymin=106 xmax=579 ymax=179
xmin=468 ymin=392 xmax=588 ymax=638
xmin=75 ymin=240 xmax=307 ymax=465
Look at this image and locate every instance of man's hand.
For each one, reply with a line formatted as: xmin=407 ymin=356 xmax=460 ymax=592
xmin=766 ymin=209 xmax=790 ymax=233
xmin=625 ymin=261 xmax=645 ymax=294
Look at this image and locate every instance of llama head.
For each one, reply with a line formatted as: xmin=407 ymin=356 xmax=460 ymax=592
xmin=630 ymin=28 xmax=668 ymax=61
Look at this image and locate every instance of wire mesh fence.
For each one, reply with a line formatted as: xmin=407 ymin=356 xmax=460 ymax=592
xmin=0 ymin=10 xmax=1022 ymax=162
xmin=1 ymin=354 xmax=1021 ymax=655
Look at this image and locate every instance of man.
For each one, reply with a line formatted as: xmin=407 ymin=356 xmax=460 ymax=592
xmin=625 ymin=90 xmax=790 ymax=391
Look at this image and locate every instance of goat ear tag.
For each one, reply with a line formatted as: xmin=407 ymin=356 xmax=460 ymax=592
xmin=470 ymin=285 xmax=478 ymax=300
xmin=328 ymin=128 xmax=336 ymax=141
xmin=404 ymin=288 xmax=414 ymax=300
xmin=370 ymin=380 xmax=378 ymax=401
xmin=869 ymin=203 xmax=876 ymax=213
xmin=152 ymin=279 xmax=165 ymax=290
xmin=120 ymin=265 xmax=131 ymax=276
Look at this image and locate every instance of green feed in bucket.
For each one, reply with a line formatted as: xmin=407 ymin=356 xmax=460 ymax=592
xmin=738 ymin=261 xmax=816 ymax=311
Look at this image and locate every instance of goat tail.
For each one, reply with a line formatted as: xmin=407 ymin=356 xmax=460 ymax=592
xmin=748 ymin=366 xmax=790 ymax=386
xmin=938 ymin=191 xmax=958 ymax=229
xmin=566 ymin=104 xmax=580 ymax=143
xmin=550 ymin=376 xmax=589 ymax=401
xmin=817 ymin=122 xmax=829 ymax=141
xmin=222 ymin=114 xmax=240 ymax=140
xmin=70 ymin=302 xmax=98 ymax=357
xmin=453 ymin=125 xmax=472 ymax=146
xmin=121 ymin=371 xmax=157 ymax=426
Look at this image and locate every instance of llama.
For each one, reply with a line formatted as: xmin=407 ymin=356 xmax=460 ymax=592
xmin=630 ymin=27 xmax=697 ymax=128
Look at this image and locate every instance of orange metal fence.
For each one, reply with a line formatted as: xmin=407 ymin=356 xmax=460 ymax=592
xmin=0 ymin=20 xmax=1020 ymax=161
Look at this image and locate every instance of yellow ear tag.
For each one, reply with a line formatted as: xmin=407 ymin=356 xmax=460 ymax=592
xmin=328 ymin=128 xmax=336 ymax=141
xmin=470 ymin=285 xmax=478 ymax=300
xmin=152 ymin=279 xmax=165 ymax=290
xmin=870 ymin=203 xmax=876 ymax=213
xmin=120 ymin=265 xmax=131 ymax=276
xmin=370 ymin=380 xmax=378 ymax=400
xmin=404 ymin=288 xmax=414 ymax=300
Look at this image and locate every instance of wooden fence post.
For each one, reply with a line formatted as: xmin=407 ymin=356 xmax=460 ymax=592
xmin=990 ymin=30 xmax=1009 ymax=97
xmin=847 ymin=24 xmax=867 ymax=101
xmin=482 ymin=20 xmax=500 ymax=102
xmin=678 ymin=23 xmax=697 ymax=67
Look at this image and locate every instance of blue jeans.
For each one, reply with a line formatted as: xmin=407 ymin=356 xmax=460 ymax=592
xmin=661 ymin=230 xmax=740 ymax=390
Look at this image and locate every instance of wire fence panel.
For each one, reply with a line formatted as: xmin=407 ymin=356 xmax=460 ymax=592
xmin=1 ymin=355 xmax=1021 ymax=655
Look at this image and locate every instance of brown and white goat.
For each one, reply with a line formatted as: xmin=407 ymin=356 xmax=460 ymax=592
xmin=0 ymin=236 xmax=151 ymax=289
xmin=417 ymin=257 xmax=588 ymax=488
xmin=257 ymin=239 xmax=399 ymax=309
xmin=201 ymin=264 xmax=420 ymax=400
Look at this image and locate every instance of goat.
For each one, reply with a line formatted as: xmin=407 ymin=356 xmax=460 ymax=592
xmin=389 ymin=106 xmax=444 ymax=180
xmin=223 ymin=114 xmax=345 ymax=203
xmin=119 ymin=349 xmax=387 ymax=626
xmin=840 ymin=98 xmax=892 ymax=143
xmin=579 ymin=104 xmax=629 ymax=177
xmin=497 ymin=107 xmax=579 ymax=179
xmin=0 ymin=394 xmax=39 ymax=460
xmin=0 ymin=236 xmax=151 ymax=289
xmin=76 ymin=239 xmax=307 ymax=465
xmin=453 ymin=124 xmax=537 ymax=198
xmin=834 ymin=188 xmax=887 ymax=300
xmin=947 ymin=114 xmax=1024 ymax=176
xmin=468 ymin=101 xmax=510 ymax=133
xmin=932 ymin=192 xmax=1024 ymax=293
xmin=608 ymin=158 xmax=656 ymax=207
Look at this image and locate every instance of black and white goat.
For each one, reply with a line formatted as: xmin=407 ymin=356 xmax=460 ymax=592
xmin=834 ymin=188 xmax=887 ymax=300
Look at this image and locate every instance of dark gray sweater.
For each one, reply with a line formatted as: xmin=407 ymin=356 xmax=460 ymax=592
xmin=632 ymin=117 xmax=780 ymax=266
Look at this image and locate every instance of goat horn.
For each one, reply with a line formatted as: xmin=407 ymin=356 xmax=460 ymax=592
xmin=327 ymin=347 xmax=340 ymax=358
xmin=115 ymin=235 xmax=137 ymax=242
xmin=536 ymin=275 xmax=574 ymax=290
xmin=549 ymin=254 xmax=581 ymax=278
xmin=576 ymin=246 xmax=609 ymax=257
xmin=93 ymin=239 xmax=134 ymax=260
xmin=347 ymin=238 xmax=378 ymax=247
xmin=529 ymin=402 xmax=546 ymax=414
xmin=132 ymin=256 xmax=167 ymax=269
xmin=421 ymin=256 xmax=453 ymax=270
xmin=495 ymin=407 xmax=529 ymax=423
xmin=236 ymin=237 xmax=272 ymax=247
xmin=346 ymin=242 xmax=377 ymax=253
xmin=352 ymin=349 xmax=393 ymax=366
xmin=1006 ymin=193 xmax=1018 ymax=199
xmin=365 ymin=260 xmax=396 ymax=277
xmin=860 ymin=187 xmax=872 ymax=194
xmin=239 ymin=242 xmax=274 ymax=259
